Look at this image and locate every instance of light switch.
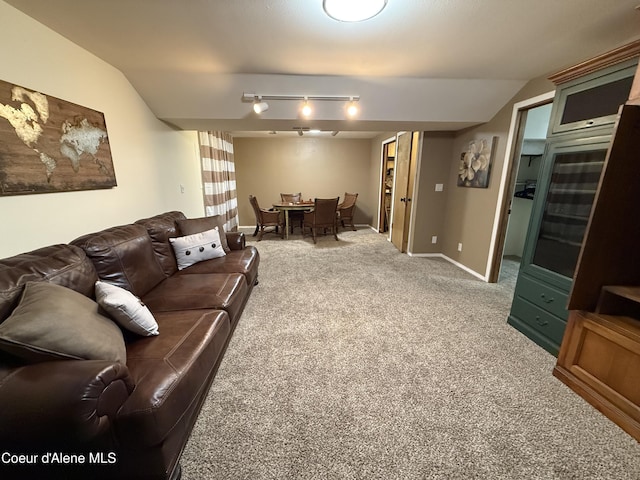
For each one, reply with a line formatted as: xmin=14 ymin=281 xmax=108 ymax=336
xmin=435 ymin=183 xmax=443 ymax=192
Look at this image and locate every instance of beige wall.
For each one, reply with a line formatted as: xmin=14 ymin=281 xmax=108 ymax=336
xmin=233 ymin=136 xmax=377 ymax=227
xmin=0 ymin=2 xmax=203 ymax=258
xmin=440 ymin=77 xmax=556 ymax=276
xmin=410 ymin=133 xmax=455 ymax=253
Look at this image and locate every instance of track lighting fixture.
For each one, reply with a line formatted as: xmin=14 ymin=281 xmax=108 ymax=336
xmin=242 ymin=93 xmax=360 ymax=119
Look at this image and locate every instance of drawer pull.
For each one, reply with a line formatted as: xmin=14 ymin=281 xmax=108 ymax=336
xmin=534 ymin=316 xmax=549 ymax=326
xmin=540 ymin=293 xmax=555 ymax=304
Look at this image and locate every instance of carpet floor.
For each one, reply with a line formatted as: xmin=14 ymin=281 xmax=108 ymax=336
xmin=181 ymin=228 xmax=639 ymax=479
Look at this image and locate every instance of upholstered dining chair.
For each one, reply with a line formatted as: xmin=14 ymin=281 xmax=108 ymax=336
xmin=280 ymin=192 xmax=304 ymax=233
xmin=337 ymin=192 xmax=358 ymax=231
xmin=302 ymin=197 xmax=340 ymax=244
xmin=249 ymin=195 xmax=283 ymax=241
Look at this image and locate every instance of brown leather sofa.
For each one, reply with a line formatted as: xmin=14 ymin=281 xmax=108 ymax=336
xmin=0 ymin=211 xmax=258 ymax=480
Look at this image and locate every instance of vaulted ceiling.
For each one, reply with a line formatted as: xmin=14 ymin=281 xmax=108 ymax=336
xmin=5 ymin=0 xmax=640 ymax=137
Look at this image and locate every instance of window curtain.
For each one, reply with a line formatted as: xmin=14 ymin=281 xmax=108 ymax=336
xmin=198 ymin=131 xmax=239 ymax=231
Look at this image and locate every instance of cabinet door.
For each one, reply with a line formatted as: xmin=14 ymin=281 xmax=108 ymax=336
xmin=549 ymin=60 xmax=637 ymax=135
xmin=522 ymin=135 xmax=610 ymax=287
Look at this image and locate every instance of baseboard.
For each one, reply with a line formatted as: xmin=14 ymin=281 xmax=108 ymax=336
xmin=409 ymin=252 xmax=486 ymax=281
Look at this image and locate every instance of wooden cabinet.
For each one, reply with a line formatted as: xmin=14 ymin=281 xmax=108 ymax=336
xmin=507 ymin=44 xmax=639 ymax=356
xmin=554 ymin=310 xmax=640 ymax=441
xmin=553 ymin=101 xmax=640 ymax=441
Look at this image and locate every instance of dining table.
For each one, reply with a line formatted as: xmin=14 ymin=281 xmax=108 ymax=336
xmin=272 ymin=201 xmax=314 ymax=239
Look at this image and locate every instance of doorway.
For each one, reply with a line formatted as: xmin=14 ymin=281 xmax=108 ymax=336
xmin=379 ymin=138 xmax=396 ymax=233
xmin=488 ymin=92 xmax=554 ymax=283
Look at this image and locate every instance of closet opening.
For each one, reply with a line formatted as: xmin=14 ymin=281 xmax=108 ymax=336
xmin=488 ymin=92 xmax=554 ymax=283
xmin=379 ymin=138 xmax=396 ymax=234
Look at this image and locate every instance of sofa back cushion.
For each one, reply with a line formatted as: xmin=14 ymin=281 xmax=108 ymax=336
xmin=71 ymin=224 xmax=166 ymax=298
xmin=135 ymin=211 xmax=186 ymax=276
xmin=0 ymin=244 xmax=98 ymax=323
xmin=176 ymin=215 xmax=231 ymax=253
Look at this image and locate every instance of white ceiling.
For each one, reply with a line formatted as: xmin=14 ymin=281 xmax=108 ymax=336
xmin=5 ymin=0 xmax=640 ymax=138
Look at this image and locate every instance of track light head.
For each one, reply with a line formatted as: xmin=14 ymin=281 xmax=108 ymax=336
xmin=253 ymin=98 xmax=269 ymax=114
xmin=346 ymin=100 xmax=358 ymax=117
xmin=301 ymin=99 xmax=312 ymax=117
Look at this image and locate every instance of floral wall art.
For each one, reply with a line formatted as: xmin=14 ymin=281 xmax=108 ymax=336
xmin=457 ymin=137 xmax=497 ymax=188
xmin=0 ymin=80 xmax=116 ymax=196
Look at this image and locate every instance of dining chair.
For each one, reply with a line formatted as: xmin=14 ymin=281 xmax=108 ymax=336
xmin=302 ymin=197 xmax=340 ymax=244
xmin=280 ymin=192 xmax=304 ymax=233
xmin=280 ymin=192 xmax=302 ymax=203
xmin=337 ymin=192 xmax=358 ymax=231
xmin=249 ymin=195 xmax=283 ymax=241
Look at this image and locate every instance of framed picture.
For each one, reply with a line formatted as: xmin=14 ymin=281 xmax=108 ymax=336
xmin=0 ymin=80 xmax=116 ymax=196
xmin=457 ymin=136 xmax=497 ymax=188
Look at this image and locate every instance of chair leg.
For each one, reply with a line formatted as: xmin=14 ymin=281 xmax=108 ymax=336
xmin=257 ymin=227 xmax=264 ymax=241
xmin=312 ymin=227 xmax=317 ymax=244
xmin=253 ymin=224 xmax=259 ymax=237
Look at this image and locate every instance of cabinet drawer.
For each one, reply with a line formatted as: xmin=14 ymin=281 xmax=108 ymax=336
xmin=510 ymin=296 xmax=567 ymax=346
xmin=515 ymin=275 xmax=569 ymax=319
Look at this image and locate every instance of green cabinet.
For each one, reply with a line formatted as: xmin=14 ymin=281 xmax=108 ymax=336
xmin=507 ymin=58 xmax=638 ymax=356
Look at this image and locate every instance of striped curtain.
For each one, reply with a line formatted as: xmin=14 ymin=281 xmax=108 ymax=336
xmin=198 ymin=131 xmax=239 ymax=231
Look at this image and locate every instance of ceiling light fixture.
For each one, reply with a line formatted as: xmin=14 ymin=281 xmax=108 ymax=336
xmin=253 ymin=96 xmax=269 ymax=114
xmin=301 ymin=98 xmax=312 ymax=117
xmin=323 ymin=0 xmax=388 ymax=22
xmin=242 ymin=93 xmax=360 ymax=118
xmin=346 ymin=98 xmax=358 ymax=117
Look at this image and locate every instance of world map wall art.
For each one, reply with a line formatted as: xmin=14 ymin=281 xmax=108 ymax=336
xmin=0 ymin=80 xmax=116 ymax=195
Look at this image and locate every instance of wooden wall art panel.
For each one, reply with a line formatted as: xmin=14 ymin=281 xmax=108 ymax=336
xmin=0 ymin=80 xmax=116 ymax=195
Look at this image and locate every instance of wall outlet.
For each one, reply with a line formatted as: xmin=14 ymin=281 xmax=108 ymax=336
xmin=435 ymin=183 xmax=443 ymax=192
xmin=457 ymin=243 xmax=463 ymax=252
xmin=431 ymin=236 xmax=437 ymax=244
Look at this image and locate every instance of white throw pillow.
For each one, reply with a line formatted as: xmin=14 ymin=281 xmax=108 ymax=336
xmin=169 ymin=227 xmax=226 ymax=270
xmin=95 ymin=281 xmax=159 ymax=336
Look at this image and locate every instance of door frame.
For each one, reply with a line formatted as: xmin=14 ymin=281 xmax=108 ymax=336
xmin=485 ymin=91 xmax=555 ymax=282
xmin=378 ymin=135 xmax=397 ymax=235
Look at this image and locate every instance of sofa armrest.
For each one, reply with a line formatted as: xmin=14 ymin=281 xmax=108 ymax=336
xmin=226 ymin=231 xmax=246 ymax=250
xmin=0 ymin=360 xmax=134 ymax=449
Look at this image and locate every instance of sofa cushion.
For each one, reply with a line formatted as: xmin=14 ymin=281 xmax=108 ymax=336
xmin=115 ymin=309 xmax=230 ymax=448
xmin=135 ymin=211 xmax=186 ymax=276
xmin=176 ymin=247 xmax=259 ymax=287
xmin=142 ymin=273 xmax=248 ymax=324
xmin=0 ymin=282 xmax=126 ymax=364
xmin=0 ymin=244 xmax=98 ymax=323
xmin=71 ymin=224 xmax=166 ymax=298
xmin=170 ymin=227 xmax=226 ymax=270
xmin=95 ymin=281 xmax=159 ymax=337
xmin=176 ymin=215 xmax=230 ymax=253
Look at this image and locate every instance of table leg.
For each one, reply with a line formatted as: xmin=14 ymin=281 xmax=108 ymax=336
xmin=285 ymin=210 xmax=290 ymax=239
